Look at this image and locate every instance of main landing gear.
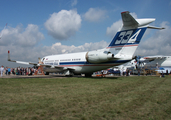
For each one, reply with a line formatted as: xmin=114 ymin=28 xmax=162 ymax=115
xmin=85 ymin=73 xmax=92 ymax=77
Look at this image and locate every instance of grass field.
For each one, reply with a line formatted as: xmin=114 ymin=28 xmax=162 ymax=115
xmin=0 ymin=75 xmax=171 ymax=120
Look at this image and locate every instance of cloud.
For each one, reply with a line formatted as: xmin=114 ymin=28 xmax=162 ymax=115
xmin=135 ymin=21 xmax=171 ymax=56
xmin=0 ymin=24 xmax=44 ymax=67
xmin=44 ymin=9 xmax=82 ymax=40
xmin=83 ymin=8 xmax=107 ymax=22
xmin=0 ymin=24 xmax=44 ymax=47
xmin=0 ymin=25 xmax=108 ymax=67
xmin=43 ymin=40 xmax=108 ymax=55
xmin=71 ymin=0 xmax=77 ymax=6
xmin=106 ymin=20 xmax=122 ymax=38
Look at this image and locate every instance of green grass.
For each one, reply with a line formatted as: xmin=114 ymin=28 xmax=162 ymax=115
xmin=0 ymin=76 xmax=171 ymax=120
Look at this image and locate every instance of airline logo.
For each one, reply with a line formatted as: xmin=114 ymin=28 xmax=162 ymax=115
xmin=108 ymin=27 xmax=147 ymax=47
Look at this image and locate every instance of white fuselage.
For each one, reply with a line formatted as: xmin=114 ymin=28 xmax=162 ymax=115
xmin=41 ymin=51 xmax=131 ymax=74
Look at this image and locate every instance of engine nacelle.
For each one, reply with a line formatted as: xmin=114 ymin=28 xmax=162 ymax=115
xmin=85 ymin=51 xmax=114 ymax=63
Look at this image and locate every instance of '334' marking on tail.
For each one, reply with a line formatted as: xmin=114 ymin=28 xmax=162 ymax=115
xmin=115 ymin=29 xmax=141 ymax=45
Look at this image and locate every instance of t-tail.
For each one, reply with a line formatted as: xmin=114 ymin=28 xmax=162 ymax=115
xmin=107 ymin=11 xmax=164 ymax=59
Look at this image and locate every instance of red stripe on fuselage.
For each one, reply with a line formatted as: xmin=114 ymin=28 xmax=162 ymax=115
xmin=106 ymin=44 xmax=138 ymax=49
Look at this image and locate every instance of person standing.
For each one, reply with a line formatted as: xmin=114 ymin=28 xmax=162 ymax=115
xmin=8 ymin=67 xmax=11 ymax=75
xmin=0 ymin=66 xmax=4 ymax=77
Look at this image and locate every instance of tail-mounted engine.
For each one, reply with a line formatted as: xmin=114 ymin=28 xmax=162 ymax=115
xmin=85 ymin=51 xmax=114 ymax=63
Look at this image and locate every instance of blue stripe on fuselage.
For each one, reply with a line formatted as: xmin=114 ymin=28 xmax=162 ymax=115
xmin=59 ymin=60 xmax=130 ymax=65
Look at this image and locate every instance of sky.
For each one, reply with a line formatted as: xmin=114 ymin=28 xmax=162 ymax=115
xmin=0 ymin=0 xmax=171 ymax=67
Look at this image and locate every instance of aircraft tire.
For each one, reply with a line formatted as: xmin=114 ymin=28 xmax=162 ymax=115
xmin=85 ymin=73 xmax=92 ymax=77
xmin=45 ymin=72 xmax=49 ymax=75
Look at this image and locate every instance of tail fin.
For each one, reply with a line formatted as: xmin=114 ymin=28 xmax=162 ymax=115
xmin=107 ymin=11 xmax=163 ymax=59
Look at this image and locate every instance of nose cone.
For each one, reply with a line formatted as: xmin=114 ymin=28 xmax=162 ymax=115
xmin=136 ymin=18 xmax=156 ymax=27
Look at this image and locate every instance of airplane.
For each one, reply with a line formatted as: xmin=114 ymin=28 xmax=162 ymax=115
xmin=8 ymin=11 xmax=164 ymax=77
xmin=138 ymin=55 xmax=171 ymax=73
xmin=0 ymin=23 xmax=7 ymax=39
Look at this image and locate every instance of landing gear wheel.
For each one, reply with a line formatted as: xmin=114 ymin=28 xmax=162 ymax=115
xmin=85 ymin=73 xmax=92 ymax=77
xmin=45 ymin=72 xmax=49 ymax=75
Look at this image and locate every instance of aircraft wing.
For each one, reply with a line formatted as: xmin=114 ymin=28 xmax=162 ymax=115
xmin=8 ymin=58 xmax=75 ymax=70
xmin=143 ymin=56 xmax=167 ymax=61
xmin=7 ymin=50 xmax=72 ymax=69
xmin=8 ymin=59 xmax=38 ymax=66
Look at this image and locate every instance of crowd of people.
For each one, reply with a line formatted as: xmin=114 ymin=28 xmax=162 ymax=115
xmin=0 ymin=66 xmax=37 ymax=77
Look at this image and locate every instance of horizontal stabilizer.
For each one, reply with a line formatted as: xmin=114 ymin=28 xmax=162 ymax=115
xmin=147 ymin=26 xmax=165 ymax=30
xmin=121 ymin=11 xmax=156 ymax=28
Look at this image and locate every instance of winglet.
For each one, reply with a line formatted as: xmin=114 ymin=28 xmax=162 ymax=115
xmin=8 ymin=50 xmax=11 ymax=61
xmin=7 ymin=50 xmax=15 ymax=62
